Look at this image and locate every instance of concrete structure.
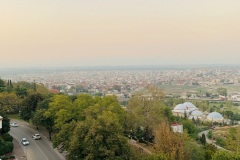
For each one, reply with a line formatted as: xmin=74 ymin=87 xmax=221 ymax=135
xmin=171 ymin=123 xmax=183 ymax=133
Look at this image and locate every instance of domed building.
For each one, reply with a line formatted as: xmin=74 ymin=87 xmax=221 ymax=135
xmin=207 ymin=112 xmax=224 ymax=122
xmin=172 ymin=102 xmax=198 ymax=117
xmin=188 ymin=110 xmax=203 ymax=120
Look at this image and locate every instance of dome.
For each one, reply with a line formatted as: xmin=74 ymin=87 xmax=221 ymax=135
xmin=182 ymin=102 xmax=196 ymax=109
xmin=191 ymin=110 xmax=203 ymax=116
xmin=174 ymin=104 xmax=185 ymax=110
xmin=207 ymin=112 xmax=223 ymax=121
xmin=188 ymin=115 xmax=198 ymax=120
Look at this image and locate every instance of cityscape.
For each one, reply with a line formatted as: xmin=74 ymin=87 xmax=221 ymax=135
xmin=1 ymin=0 xmax=240 ymax=160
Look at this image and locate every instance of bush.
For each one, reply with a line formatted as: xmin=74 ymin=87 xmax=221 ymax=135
xmin=2 ymin=133 xmax=13 ymax=142
xmin=0 ymin=140 xmax=13 ymax=155
xmin=216 ymin=137 xmax=226 ymax=147
xmin=207 ymin=130 xmax=212 ymax=139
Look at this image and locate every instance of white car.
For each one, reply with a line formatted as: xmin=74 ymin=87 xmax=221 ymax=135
xmin=21 ymin=138 xmax=30 ymax=146
xmin=10 ymin=122 xmax=18 ymax=127
xmin=32 ymin=134 xmax=41 ymax=140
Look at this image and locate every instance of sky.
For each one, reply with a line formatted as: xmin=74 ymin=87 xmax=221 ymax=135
xmin=1 ymin=0 xmax=240 ymax=68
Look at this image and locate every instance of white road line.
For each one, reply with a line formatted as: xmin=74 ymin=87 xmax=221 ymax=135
xmin=14 ymin=129 xmax=49 ymax=160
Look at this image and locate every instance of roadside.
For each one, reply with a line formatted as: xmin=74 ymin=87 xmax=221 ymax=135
xmin=198 ymin=129 xmax=230 ymax=151
xmin=11 ymin=138 xmax=27 ymax=160
xmin=10 ymin=119 xmax=66 ymax=160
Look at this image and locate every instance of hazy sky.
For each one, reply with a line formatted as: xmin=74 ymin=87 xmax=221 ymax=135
xmin=1 ymin=0 xmax=240 ymax=68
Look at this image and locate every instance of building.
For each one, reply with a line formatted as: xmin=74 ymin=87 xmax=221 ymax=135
xmin=171 ymin=123 xmax=183 ymax=133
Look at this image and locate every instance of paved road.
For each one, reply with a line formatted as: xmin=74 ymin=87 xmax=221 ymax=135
xmin=198 ymin=129 xmax=230 ymax=151
xmin=9 ymin=121 xmax=65 ymax=160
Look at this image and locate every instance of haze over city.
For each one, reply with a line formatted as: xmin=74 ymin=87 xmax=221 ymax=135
xmin=1 ymin=0 xmax=240 ymax=68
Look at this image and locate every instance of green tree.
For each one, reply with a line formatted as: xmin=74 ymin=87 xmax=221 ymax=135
xmin=0 ymin=78 xmax=6 ymax=92
xmin=217 ymin=88 xmax=227 ymax=96
xmin=212 ymin=151 xmax=240 ymax=160
xmin=127 ymin=85 xmax=168 ymax=144
xmin=15 ymin=85 xmax=28 ymax=98
xmin=200 ymin=133 xmax=206 ymax=145
xmin=68 ymin=111 xmax=130 ymax=160
xmin=0 ymin=140 xmax=13 ymax=155
xmin=154 ymin=121 xmax=185 ymax=160
xmin=0 ymin=92 xmax=21 ymax=113
xmin=0 ymin=111 xmax=10 ymax=134
xmin=20 ymin=92 xmax=44 ymax=121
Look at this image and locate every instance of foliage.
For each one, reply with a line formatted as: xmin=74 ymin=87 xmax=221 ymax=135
xmin=226 ymin=127 xmax=240 ymax=152
xmin=127 ymin=86 xmax=169 ymax=143
xmin=20 ymin=92 xmax=44 ymax=121
xmin=184 ymin=141 xmax=205 ymax=160
xmin=143 ymin=154 xmax=169 ymax=160
xmin=0 ymin=140 xmax=13 ymax=155
xmin=212 ymin=151 xmax=240 ymax=160
xmin=204 ymin=144 xmax=217 ymax=160
xmin=200 ymin=133 xmax=206 ymax=145
xmin=0 ymin=78 xmax=6 ymax=92
xmin=67 ymin=111 xmax=130 ymax=160
xmin=217 ymin=87 xmax=227 ymax=96
xmin=0 ymin=112 xmax=10 ymax=134
xmin=0 ymin=92 xmax=21 ymax=113
xmin=2 ymin=133 xmax=13 ymax=142
xmin=207 ymin=130 xmax=213 ymax=139
xmin=153 ymin=121 xmax=185 ymax=160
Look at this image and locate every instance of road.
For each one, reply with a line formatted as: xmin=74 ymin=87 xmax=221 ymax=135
xmin=9 ymin=121 xmax=65 ymax=160
xmin=198 ymin=129 xmax=230 ymax=151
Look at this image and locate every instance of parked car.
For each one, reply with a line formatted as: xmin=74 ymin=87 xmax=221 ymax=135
xmin=10 ymin=122 xmax=18 ymax=127
xmin=21 ymin=138 xmax=30 ymax=146
xmin=32 ymin=134 xmax=41 ymax=140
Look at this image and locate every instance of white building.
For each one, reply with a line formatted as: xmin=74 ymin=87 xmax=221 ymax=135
xmin=171 ymin=123 xmax=183 ymax=133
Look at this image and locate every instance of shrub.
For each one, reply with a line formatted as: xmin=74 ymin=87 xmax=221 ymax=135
xmin=0 ymin=140 xmax=13 ymax=155
xmin=2 ymin=133 xmax=13 ymax=142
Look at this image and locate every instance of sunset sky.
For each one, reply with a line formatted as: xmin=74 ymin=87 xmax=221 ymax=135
xmin=1 ymin=0 xmax=240 ymax=68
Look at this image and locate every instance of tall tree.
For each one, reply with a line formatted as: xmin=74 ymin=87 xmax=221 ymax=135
xmin=127 ymin=85 xmax=169 ymax=144
xmin=154 ymin=121 xmax=185 ymax=160
xmin=20 ymin=92 xmax=44 ymax=121
xmin=0 ymin=78 xmax=6 ymax=92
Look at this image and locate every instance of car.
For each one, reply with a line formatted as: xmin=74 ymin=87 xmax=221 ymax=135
xmin=32 ymin=134 xmax=41 ymax=140
xmin=10 ymin=122 xmax=18 ymax=127
xmin=21 ymin=138 xmax=30 ymax=146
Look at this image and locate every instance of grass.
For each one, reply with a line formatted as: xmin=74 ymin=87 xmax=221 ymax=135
xmin=7 ymin=113 xmax=23 ymax=121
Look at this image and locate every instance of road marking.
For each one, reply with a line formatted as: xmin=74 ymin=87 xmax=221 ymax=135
xmin=13 ymin=128 xmax=49 ymax=160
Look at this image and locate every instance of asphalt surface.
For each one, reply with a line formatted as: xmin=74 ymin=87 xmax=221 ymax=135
xmin=198 ymin=129 xmax=229 ymax=151
xmin=9 ymin=121 xmax=65 ymax=160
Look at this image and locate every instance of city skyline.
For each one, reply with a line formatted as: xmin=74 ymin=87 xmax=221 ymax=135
xmin=1 ymin=1 xmax=240 ymax=68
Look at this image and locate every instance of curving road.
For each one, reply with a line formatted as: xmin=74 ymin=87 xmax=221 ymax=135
xmin=9 ymin=121 xmax=65 ymax=160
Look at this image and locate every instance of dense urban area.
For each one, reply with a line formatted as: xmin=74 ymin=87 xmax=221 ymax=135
xmin=1 ymin=66 xmax=240 ymax=160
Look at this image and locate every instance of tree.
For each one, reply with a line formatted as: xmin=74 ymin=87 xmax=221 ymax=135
xmin=217 ymin=88 xmax=227 ymax=96
xmin=20 ymin=92 xmax=44 ymax=121
xmin=32 ymin=109 xmax=54 ymax=140
xmin=226 ymin=127 xmax=240 ymax=153
xmin=212 ymin=151 xmax=240 ymax=160
xmin=0 ymin=92 xmax=21 ymax=113
xmin=0 ymin=140 xmax=13 ymax=155
xmin=200 ymin=133 xmax=206 ymax=145
xmin=0 ymin=111 xmax=10 ymax=134
xmin=127 ymin=85 xmax=168 ymax=144
xmin=184 ymin=141 xmax=205 ymax=160
xmin=67 ymin=111 xmax=130 ymax=160
xmin=154 ymin=121 xmax=185 ymax=160
xmin=15 ymin=85 xmax=28 ymax=98
xmin=0 ymin=78 xmax=6 ymax=92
